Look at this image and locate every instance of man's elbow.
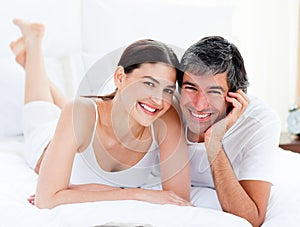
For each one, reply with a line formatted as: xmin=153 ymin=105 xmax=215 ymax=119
xmin=247 ymin=213 xmax=266 ymax=227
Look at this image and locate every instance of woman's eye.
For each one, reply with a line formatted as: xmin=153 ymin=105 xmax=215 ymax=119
xmin=144 ymin=81 xmax=155 ymax=87
xmin=164 ymin=89 xmax=174 ymax=95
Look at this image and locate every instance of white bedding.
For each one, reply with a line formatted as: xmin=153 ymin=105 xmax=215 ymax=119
xmin=1 ymin=140 xmax=300 ymax=227
xmin=0 ymin=140 xmax=252 ymax=227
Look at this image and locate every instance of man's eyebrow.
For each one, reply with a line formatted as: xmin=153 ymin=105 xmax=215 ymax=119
xmin=209 ymin=86 xmax=226 ymax=92
xmin=182 ymin=81 xmax=196 ymax=87
xmin=182 ymin=82 xmax=225 ymax=92
xmin=143 ymin=76 xmax=176 ymax=89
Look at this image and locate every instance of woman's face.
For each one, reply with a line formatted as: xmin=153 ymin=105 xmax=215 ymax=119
xmin=117 ymin=62 xmax=177 ymax=126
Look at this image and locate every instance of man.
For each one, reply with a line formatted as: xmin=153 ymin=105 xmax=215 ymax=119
xmin=178 ymin=36 xmax=281 ymax=227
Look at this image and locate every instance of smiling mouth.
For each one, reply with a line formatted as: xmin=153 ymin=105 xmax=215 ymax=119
xmin=138 ymin=102 xmax=159 ymax=114
xmin=189 ymin=110 xmax=212 ymax=119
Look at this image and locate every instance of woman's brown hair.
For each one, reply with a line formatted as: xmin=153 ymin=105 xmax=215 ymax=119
xmin=84 ymin=39 xmax=181 ymax=100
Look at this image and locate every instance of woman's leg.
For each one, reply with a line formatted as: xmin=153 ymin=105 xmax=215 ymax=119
xmin=10 ymin=19 xmax=68 ymax=109
xmin=10 ymin=19 xmax=68 ymax=173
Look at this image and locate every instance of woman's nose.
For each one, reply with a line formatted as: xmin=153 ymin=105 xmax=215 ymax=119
xmin=150 ymin=96 xmax=163 ymax=106
xmin=151 ymin=88 xmax=166 ymax=106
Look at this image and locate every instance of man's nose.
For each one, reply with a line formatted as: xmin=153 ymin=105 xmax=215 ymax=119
xmin=194 ymin=93 xmax=209 ymax=110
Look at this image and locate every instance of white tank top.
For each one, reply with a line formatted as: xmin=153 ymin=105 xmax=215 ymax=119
xmin=70 ymin=100 xmax=160 ymax=188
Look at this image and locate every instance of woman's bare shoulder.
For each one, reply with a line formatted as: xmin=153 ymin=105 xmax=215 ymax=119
xmin=61 ymin=98 xmax=98 ymax=151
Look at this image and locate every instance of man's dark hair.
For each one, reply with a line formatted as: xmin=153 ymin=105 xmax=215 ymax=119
xmin=179 ymin=36 xmax=249 ymax=92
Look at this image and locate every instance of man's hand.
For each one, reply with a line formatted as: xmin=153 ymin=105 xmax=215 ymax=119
xmin=223 ymin=89 xmax=249 ymax=130
xmin=204 ymin=89 xmax=249 ymax=163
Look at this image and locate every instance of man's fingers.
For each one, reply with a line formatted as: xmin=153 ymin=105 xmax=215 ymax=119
xmin=227 ymin=90 xmax=249 ymax=113
xmin=228 ymin=90 xmax=249 ymax=109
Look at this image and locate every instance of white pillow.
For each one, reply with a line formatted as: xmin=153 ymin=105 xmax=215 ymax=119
xmin=0 ymin=55 xmax=24 ymax=138
xmin=70 ymin=52 xmax=120 ymax=98
xmin=0 ymin=55 xmax=67 ymax=139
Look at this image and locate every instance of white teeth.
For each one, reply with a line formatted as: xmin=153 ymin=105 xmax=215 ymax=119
xmin=140 ymin=103 xmax=156 ymax=112
xmin=191 ymin=111 xmax=210 ymax=119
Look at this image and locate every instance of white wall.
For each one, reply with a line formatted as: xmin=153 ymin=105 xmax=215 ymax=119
xmin=80 ymin=0 xmax=299 ymax=132
xmin=0 ymin=0 xmax=82 ymax=96
xmin=78 ymin=0 xmax=239 ymax=97
xmin=81 ymin=0 xmax=236 ymax=55
xmin=0 ymin=0 xmax=81 ymax=56
xmin=238 ymin=0 xmax=299 ymax=132
xmin=0 ymin=0 xmax=298 ymax=132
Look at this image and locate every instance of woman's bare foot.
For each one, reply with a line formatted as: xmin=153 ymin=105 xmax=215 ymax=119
xmin=10 ymin=19 xmax=45 ymax=67
xmin=12 ymin=18 xmax=45 ymax=41
xmin=10 ymin=37 xmax=26 ymax=67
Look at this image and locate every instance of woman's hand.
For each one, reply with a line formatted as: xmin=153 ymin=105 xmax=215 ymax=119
xmin=137 ymin=189 xmax=193 ymax=206
xmin=27 ymin=194 xmax=35 ymax=205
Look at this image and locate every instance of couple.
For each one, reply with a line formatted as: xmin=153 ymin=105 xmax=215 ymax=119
xmin=11 ymin=19 xmax=280 ymax=227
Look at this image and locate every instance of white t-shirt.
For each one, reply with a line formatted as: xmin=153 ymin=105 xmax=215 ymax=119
xmin=70 ymin=101 xmax=160 ymax=188
xmin=188 ymin=95 xmax=281 ymax=188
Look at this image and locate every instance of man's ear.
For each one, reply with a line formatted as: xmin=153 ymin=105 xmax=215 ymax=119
xmin=114 ymin=66 xmax=126 ymax=88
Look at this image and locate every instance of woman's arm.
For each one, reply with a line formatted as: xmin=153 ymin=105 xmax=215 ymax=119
xmin=35 ymin=99 xmax=97 ymax=208
xmin=35 ymin=99 xmax=191 ymax=209
xmin=68 ymin=184 xmax=191 ymax=206
xmin=155 ymin=106 xmax=191 ymax=201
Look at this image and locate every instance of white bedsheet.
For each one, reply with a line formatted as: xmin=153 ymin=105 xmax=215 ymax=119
xmin=0 ymin=140 xmax=299 ymax=227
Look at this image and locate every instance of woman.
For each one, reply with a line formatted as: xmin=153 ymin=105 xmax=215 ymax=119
xmin=10 ymin=19 xmax=191 ymax=208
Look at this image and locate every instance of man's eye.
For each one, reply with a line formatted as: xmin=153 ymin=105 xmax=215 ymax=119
xmin=208 ymin=90 xmax=222 ymax=95
xmin=164 ymin=89 xmax=174 ymax=95
xmin=144 ymin=81 xmax=155 ymax=87
xmin=183 ymin=86 xmax=197 ymax=91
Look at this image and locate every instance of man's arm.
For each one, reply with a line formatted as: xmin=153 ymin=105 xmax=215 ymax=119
xmin=209 ymin=146 xmax=271 ymax=227
xmin=204 ymin=91 xmax=279 ymax=227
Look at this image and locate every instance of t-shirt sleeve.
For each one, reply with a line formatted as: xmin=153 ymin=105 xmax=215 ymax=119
xmin=237 ymin=118 xmax=281 ymax=183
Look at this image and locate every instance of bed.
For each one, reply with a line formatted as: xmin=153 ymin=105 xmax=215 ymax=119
xmin=0 ymin=138 xmax=300 ymax=226
xmin=0 ymin=140 xmax=253 ymax=227
xmin=0 ymin=0 xmax=300 ymax=226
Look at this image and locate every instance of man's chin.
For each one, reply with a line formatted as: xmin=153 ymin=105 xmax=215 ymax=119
xmin=187 ymin=125 xmax=208 ymax=137
xmin=188 ymin=123 xmax=209 ymax=133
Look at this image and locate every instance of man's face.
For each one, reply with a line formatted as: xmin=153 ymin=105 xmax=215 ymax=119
xmin=180 ymin=72 xmax=230 ymax=139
